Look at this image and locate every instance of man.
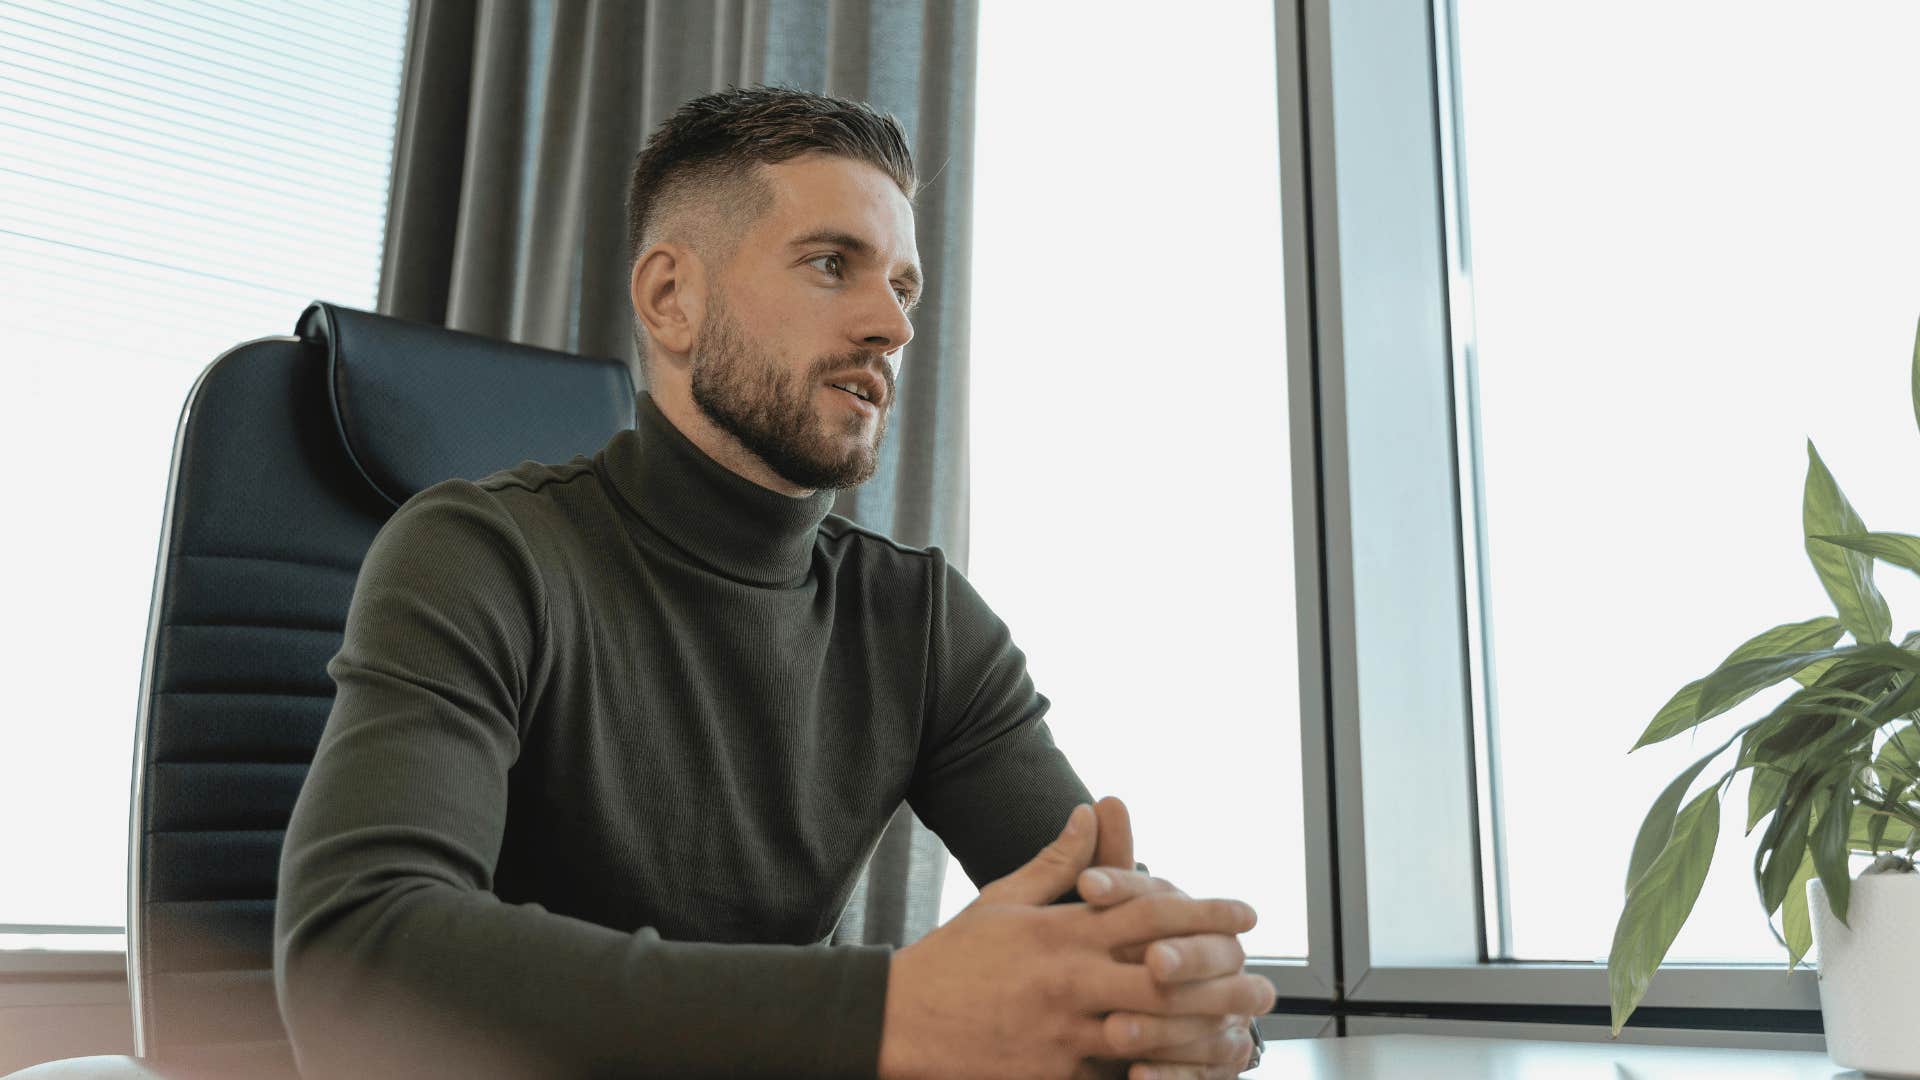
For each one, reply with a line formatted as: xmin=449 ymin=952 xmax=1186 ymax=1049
xmin=274 ymin=85 xmax=1271 ymax=1079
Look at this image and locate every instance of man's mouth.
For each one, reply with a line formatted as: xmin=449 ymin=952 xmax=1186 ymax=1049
xmin=829 ymin=382 xmax=873 ymax=402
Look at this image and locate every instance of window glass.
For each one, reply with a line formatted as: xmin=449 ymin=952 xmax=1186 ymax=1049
xmin=1453 ymin=0 xmax=1920 ymax=961
xmin=947 ymin=0 xmax=1308 ymax=959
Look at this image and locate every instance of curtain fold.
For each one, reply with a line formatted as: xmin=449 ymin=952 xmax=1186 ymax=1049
xmin=377 ymin=0 xmax=980 ymax=948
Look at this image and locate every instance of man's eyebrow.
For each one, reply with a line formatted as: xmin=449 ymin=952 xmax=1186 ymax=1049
xmin=788 ymin=228 xmax=924 ymax=295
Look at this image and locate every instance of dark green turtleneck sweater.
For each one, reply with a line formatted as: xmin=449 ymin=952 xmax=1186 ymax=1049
xmin=273 ymin=391 xmax=1095 ymax=1078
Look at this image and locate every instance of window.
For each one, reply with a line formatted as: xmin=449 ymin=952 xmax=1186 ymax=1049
xmin=0 ymin=0 xmax=408 ymax=950
xmin=949 ymin=0 xmax=1309 ymax=962
xmin=1452 ymin=0 xmax=1920 ymax=965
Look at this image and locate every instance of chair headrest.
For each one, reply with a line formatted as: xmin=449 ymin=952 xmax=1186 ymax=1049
xmin=297 ymin=302 xmax=636 ymax=508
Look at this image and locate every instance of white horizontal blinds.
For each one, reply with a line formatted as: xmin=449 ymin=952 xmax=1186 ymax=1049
xmin=0 ymin=0 xmax=407 ymax=942
xmin=0 ymin=0 xmax=408 ymax=359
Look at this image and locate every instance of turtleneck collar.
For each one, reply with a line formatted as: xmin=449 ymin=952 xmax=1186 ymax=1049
xmin=598 ymin=391 xmax=836 ymax=588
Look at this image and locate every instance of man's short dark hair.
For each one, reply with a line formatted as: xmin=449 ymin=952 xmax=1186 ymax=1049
xmin=626 ymin=83 xmax=918 ymax=273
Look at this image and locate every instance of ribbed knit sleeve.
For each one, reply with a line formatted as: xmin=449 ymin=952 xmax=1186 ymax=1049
xmin=907 ymin=548 xmax=1097 ymax=894
xmin=274 ymin=480 xmax=889 ymax=1079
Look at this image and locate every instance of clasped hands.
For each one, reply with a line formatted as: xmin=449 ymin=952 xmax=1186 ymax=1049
xmin=1071 ymin=796 xmax=1268 ymax=1080
xmin=877 ymin=795 xmax=1271 ymax=1080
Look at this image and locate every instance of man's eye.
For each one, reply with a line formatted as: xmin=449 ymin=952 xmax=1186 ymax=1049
xmin=811 ymin=253 xmax=913 ymax=310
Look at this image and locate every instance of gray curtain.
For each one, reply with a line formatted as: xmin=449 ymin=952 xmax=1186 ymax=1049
xmin=376 ymin=0 xmax=979 ymax=948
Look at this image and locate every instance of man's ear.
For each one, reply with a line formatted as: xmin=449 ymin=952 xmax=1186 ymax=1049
xmin=629 ymin=242 xmax=702 ymax=359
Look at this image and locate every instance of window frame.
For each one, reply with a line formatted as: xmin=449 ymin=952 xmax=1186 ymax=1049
xmin=1242 ymin=0 xmax=1341 ymax=1005
xmin=1345 ymin=1017 xmax=1825 ymax=1055
xmin=0 ymin=951 xmax=122 ymax=977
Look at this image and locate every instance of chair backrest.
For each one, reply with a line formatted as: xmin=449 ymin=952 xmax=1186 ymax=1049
xmin=126 ymin=302 xmax=634 ymax=1071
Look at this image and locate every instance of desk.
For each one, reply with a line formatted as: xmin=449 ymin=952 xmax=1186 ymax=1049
xmin=1247 ymin=1034 xmax=1864 ymax=1078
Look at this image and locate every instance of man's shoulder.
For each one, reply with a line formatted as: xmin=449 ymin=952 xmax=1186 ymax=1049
xmin=816 ymin=513 xmax=949 ymax=568
xmin=471 ymin=455 xmax=603 ymax=501
xmin=817 ymin=511 xmax=944 ymax=553
xmin=436 ymin=455 xmax=607 ymax=528
xmin=401 ymin=455 xmax=600 ymax=508
xmin=394 ymin=456 xmax=608 ymax=559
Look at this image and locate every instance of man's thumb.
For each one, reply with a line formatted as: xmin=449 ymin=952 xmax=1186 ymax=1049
xmin=977 ymin=804 xmax=1097 ymax=907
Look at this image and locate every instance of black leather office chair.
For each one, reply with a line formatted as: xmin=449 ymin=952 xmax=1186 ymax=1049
xmin=9 ymin=304 xmax=635 ymax=1079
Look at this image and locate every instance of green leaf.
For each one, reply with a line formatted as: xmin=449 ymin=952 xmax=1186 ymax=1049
xmin=1763 ymin=648 xmax=1920 ymax=721
xmin=1910 ymin=313 xmax=1920 ymax=440
xmin=1752 ymin=712 xmax=1847 ymax=762
xmin=1849 ymin=805 xmax=1917 ymax=852
xmin=1609 ymin=787 xmax=1721 ymax=1036
xmin=1748 ymin=763 xmax=1788 ymax=835
xmin=1811 ymin=770 xmax=1857 ymax=926
xmin=1626 ymin=730 xmax=1739 ymax=895
xmin=1632 ymin=616 xmax=1846 ymax=750
xmin=1742 ymin=682 xmax=1886 ymax=833
xmin=1694 ymin=641 xmax=1920 ymax=722
xmin=1739 ymin=689 xmax=1873 ymax=773
xmin=1758 ymin=788 xmax=1814 ymax=912
xmin=1635 ymin=681 xmax=1707 ymax=753
xmin=1809 ymin=531 xmax=1920 ymax=583
xmin=1881 ymin=723 xmax=1920 ymax=774
xmin=1824 ymin=643 xmax=1920 ymax=679
xmin=1781 ymin=846 xmax=1817 ymax=971
xmin=1697 ymin=650 xmax=1840 ymax=723
xmin=1748 ymin=718 xmax=1881 ymax=841
xmin=1794 ymin=657 xmax=1843 ymax=687
xmin=1869 ymin=672 xmax=1920 ymax=724
xmin=1803 ymin=441 xmax=1892 ymax=644
xmin=1776 ymin=718 xmax=1881 ymax=772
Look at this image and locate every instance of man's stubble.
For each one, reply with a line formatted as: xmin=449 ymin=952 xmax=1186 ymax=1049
xmin=687 ymin=284 xmax=892 ymax=493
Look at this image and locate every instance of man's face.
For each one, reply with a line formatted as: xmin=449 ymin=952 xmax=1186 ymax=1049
xmin=686 ymin=153 xmax=921 ymax=492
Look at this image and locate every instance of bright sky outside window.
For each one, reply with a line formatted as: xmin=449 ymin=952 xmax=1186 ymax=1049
xmin=1452 ymin=0 xmax=1920 ymax=962
xmin=946 ymin=0 xmax=1308 ymax=959
xmin=0 ymin=0 xmax=408 ymax=949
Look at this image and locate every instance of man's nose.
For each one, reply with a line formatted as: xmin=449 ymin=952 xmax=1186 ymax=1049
xmin=853 ymin=283 xmax=914 ymax=356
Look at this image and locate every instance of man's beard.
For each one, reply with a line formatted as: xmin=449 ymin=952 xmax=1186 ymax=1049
xmin=688 ymin=287 xmax=892 ymax=492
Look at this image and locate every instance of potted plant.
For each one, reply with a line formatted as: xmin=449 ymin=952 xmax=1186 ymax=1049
xmin=1608 ymin=318 xmax=1920 ymax=1076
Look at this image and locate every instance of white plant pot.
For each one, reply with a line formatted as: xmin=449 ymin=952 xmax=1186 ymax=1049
xmin=1810 ymin=872 xmax=1920 ymax=1077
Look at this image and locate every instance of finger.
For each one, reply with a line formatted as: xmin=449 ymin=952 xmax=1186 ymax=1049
xmin=1130 ymin=1067 xmax=1210 ymax=1080
xmin=1114 ymin=921 xmax=1219 ymax=966
xmin=976 ymin=803 xmax=1098 ymax=907
xmin=1127 ymin=1052 xmax=1248 ymax=1080
xmin=1103 ymin=1011 xmax=1245 ymax=1059
xmin=1143 ymin=932 xmax=1247 ymax=984
xmin=1127 ymin=1061 xmax=1244 ymax=1080
xmin=1062 ymin=1015 xmax=1125 ymax=1064
xmin=1093 ymin=795 xmax=1134 ymax=870
xmin=1092 ymin=965 xmax=1277 ymax=1020
xmin=1121 ymin=1019 xmax=1255 ymax=1075
xmin=1079 ymin=867 xmax=1180 ymax=910
xmin=1088 ymin=891 xmax=1258 ymax=951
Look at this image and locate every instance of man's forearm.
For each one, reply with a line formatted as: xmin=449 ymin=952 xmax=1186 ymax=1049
xmin=276 ymin=873 xmax=891 ymax=1078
